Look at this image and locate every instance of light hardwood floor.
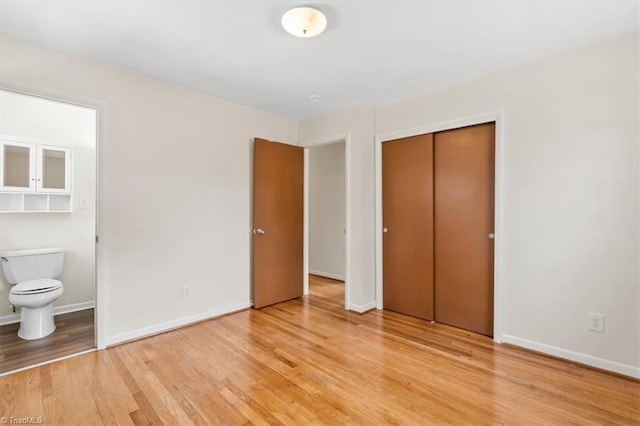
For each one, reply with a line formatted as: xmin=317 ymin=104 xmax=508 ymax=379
xmin=0 ymin=276 xmax=638 ymax=424
xmin=0 ymin=308 xmax=94 ymax=374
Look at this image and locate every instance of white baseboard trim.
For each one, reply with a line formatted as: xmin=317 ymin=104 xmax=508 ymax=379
xmin=54 ymin=301 xmax=95 ymax=316
xmin=106 ymin=301 xmax=251 ymax=347
xmin=348 ymin=301 xmax=377 ymax=314
xmin=0 ymin=300 xmax=95 ymax=326
xmin=309 ymin=269 xmax=345 ymax=281
xmin=502 ymin=334 xmax=640 ymax=379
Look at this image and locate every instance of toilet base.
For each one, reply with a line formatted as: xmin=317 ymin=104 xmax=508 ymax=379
xmin=18 ymin=303 xmax=56 ymax=340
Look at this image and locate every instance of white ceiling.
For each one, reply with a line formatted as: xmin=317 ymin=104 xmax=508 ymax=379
xmin=0 ymin=1 xmax=638 ymax=119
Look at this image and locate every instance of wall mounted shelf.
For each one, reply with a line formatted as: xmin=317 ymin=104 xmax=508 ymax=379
xmin=0 ymin=135 xmax=73 ymax=213
xmin=0 ymin=192 xmax=72 ymax=213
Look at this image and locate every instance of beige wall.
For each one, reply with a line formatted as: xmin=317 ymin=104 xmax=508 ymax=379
xmin=376 ymin=32 xmax=639 ymax=370
xmin=309 ymin=141 xmax=345 ymax=279
xmin=0 ymin=34 xmax=298 ymax=342
xmin=0 ymin=90 xmax=96 ymax=317
xmin=299 ymin=32 xmax=639 ymax=375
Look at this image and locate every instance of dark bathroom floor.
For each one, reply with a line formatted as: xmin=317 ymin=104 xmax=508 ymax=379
xmin=0 ymin=308 xmax=94 ymax=374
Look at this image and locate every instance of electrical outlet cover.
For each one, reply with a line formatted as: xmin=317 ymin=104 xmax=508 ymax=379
xmin=588 ymin=313 xmax=605 ymax=333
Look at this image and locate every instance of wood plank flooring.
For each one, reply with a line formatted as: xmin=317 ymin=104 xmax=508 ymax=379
xmin=0 ymin=308 xmax=94 ymax=374
xmin=1 ymin=277 xmax=638 ymax=424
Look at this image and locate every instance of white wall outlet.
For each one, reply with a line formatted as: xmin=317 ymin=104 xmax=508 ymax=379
xmin=588 ymin=313 xmax=605 ymax=333
xmin=80 ymin=198 xmax=89 ymax=209
xmin=182 ymin=286 xmax=191 ymax=299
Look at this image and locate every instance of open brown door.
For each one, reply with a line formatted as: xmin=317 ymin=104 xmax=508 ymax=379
xmin=382 ymin=133 xmax=434 ymax=320
xmin=252 ymin=138 xmax=304 ymax=308
xmin=434 ymin=123 xmax=495 ymax=336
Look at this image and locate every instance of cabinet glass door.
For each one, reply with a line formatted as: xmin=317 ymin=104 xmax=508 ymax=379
xmin=1 ymin=140 xmax=36 ymax=191
xmin=37 ymin=145 xmax=71 ymax=193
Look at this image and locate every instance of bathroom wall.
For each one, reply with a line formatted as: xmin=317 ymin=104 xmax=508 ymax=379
xmin=0 ymin=89 xmax=97 ymax=318
xmin=309 ymin=141 xmax=345 ymax=280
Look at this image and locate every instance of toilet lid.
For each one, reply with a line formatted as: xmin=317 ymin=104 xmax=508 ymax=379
xmin=11 ymin=279 xmax=62 ymax=295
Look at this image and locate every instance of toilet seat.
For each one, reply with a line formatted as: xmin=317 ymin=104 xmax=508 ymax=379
xmin=11 ymin=279 xmax=62 ymax=295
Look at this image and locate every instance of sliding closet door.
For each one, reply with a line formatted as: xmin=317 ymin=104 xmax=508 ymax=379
xmin=382 ymin=134 xmax=434 ymax=320
xmin=434 ymin=123 xmax=495 ymax=336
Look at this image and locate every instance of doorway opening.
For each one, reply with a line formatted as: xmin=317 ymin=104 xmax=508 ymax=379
xmin=304 ymin=137 xmax=349 ymax=310
xmin=0 ymin=89 xmax=98 ymax=374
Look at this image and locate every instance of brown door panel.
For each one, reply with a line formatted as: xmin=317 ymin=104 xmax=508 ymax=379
xmin=434 ymin=123 xmax=495 ymax=336
xmin=253 ymin=138 xmax=304 ymax=308
xmin=382 ymin=133 xmax=434 ymax=320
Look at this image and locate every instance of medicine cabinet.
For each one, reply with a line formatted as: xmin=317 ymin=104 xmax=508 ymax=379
xmin=0 ymin=136 xmax=72 ymax=213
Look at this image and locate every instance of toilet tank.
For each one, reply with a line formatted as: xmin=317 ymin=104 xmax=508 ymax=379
xmin=1 ymin=247 xmax=64 ymax=284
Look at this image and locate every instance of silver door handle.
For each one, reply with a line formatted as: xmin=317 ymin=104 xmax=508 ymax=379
xmin=488 ymin=233 xmax=495 ymax=239
xmin=383 ymin=227 xmax=388 ymax=233
xmin=253 ymin=228 xmax=265 ymax=235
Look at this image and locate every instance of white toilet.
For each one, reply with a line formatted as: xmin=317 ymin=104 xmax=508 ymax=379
xmin=1 ymin=247 xmax=65 ymax=340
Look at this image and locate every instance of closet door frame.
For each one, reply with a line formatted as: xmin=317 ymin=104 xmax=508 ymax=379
xmin=375 ymin=110 xmax=505 ymax=343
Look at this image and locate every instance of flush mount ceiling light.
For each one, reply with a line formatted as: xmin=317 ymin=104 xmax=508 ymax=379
xmin=282 ymin=6 xmax=327 ymax=38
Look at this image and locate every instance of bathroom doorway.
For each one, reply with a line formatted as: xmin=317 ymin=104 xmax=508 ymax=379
xmin=0 ymin=89 xmax=97 ymax=374
xmin=306 ymin=140 xmax=347 ymax=310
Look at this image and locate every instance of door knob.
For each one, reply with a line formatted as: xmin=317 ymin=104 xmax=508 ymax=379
xmin=383 ymin=227 xmax=388 ymax=233
xmin=253 ymin=228 xmax=265 ymax=235
xmin=488 ymin=233 xmax=495 ymax=239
